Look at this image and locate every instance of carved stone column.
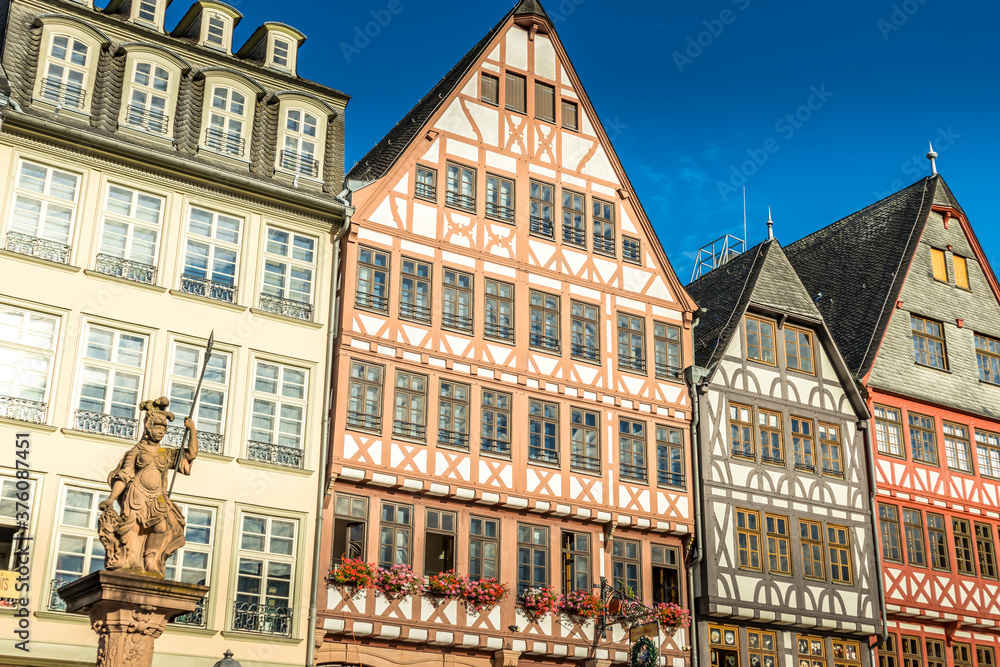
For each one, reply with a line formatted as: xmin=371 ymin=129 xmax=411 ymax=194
xmin=492 ymin=648 xmax=521 ymax=667
xmin=57 ymin=570 xmax=209 ymax=667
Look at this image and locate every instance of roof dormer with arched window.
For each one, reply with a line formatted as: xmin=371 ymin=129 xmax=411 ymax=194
xmin=31 ymin=15 xmax=111 ymax=117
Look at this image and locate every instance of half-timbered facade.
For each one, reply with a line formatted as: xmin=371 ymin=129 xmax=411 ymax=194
xmin=0 ymin=0 xmax=349 ymax=665
xmin=318 ymin=1 xmax=697 ymax=665
xmin=788 ymin=174 xmax=1000 ymax=666
xmin=686 ymin=238 xmax=881 ymax=667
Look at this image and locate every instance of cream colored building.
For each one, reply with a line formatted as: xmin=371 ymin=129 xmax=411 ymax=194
xmin=0 ymin=0 xmax=349 ymax=665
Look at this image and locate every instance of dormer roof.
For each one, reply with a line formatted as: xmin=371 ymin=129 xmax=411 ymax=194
xmin=235 ymin=22 xmax=307 ymax=59
xmin=172 ymin=1 xmax=243 ymax=40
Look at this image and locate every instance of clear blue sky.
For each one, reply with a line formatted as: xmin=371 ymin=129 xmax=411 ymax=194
xmin=166 ymin=0 xmax=1000 ymax=282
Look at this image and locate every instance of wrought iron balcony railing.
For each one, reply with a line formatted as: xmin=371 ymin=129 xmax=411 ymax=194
xmin=594 ymin=235 xmax=615 ymax=256
xmin=655 ymin=363 xmax=683 ymax=381
xmin=441 ymin=312 xmax=473 ymax=332
xmin=346 ymin=411 xmax=381 ymax=432
xmin=162 ymin=425 xmax=223 ymax=455
xmin=49 ymin=579 xmax=69 ymax=611
xmin=619 ymin=354 xmax=647 ymax=373
xmin=822 ymin=465 xmax=845 ymax=477
xmin=415 ymin=182 xmax=437 ymax=201
xmin=484 ymin=321 xmax=514 ymax=343
xmin=731 ymin=446 xmax=755 ymax=460
xmin=657 ymin=470 xmax=685 ymax=488
xmin=571 ymin=342 xmax=600 ymax=362
xmin=761 ymin=453 xmax=785 ymax=466
xmin=528 ymin=447 xmax=559 ymax=465
xmin=481 ymin=438 xmax=511 ymax=456
xmin=620 ymin=463 xmax=648 ymax=483
xmin=180 ymin=273 xmax=237 ymax=304
xmin=246 ymin=440 xmax=303 ymax=469
xmin=623 ymin=239 xmax=641 ymax=263
xmin=393 ymin=420 xmax=426 ymax=440
xmin=125 ymin=104 xmax=170 ymax=134
xmin=438 ymin=430 xmax=469 ymax=449
xmin=794 ymin=461 xmax=817 ymax=473
xmin=445 ymin=191 xmax=475 ymax=212
xmin=232 ymin=601 xmax=291 ymax=636
xmin=486 ymin=201 xmax=514 ymax=222
xmin=170 ymin=594 xmax=208 ymax=627
xmin=529 ymin=333 xmax=559 ymax=353
xmin=563 ymin=225 xmax=585 ymax=246
xmin=73 ymin=410 xmax=139 ymax=440
xmin=571 ymin=453 xmax=600 ymax=474
xmin=0 ymin=396 xmax=47 ymax=424
xmin=204 ymin=127 xmax=245 ymax=157
xmin=355 ymin=292 xmax=388 ymax=313
xmin=399 ymin=302 xmax=431 ymax=323
xmin=6 ymin=231 xmax=71 ymax=264
xmin=95 ymin=254 xmax=157 ymax=285
xmin=280 ymin=149 xmax=320 ymax=177
xmin=529 ymin=216 xmax=553 ymax=238
xmin=259 ymin=294 xmax=312 ymax=321
xmin=41 ymin=79 xmax=86 ymax=109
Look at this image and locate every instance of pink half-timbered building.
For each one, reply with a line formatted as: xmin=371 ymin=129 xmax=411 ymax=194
xmin=316 ymin=1 xmax=697 ymax=665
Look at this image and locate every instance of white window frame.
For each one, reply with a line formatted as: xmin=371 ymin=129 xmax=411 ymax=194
xmin=280 ymin=108 xmax=321 ymax=178
xmin=1 ymin=475 xmax=36 ymax=572
xmin=167 ymin=340 xmax=230 ymax=441
xmin=267 ymin=34 xmax=297 ymax=72
xmin=165 ymin=502 xmax=216 ymax=586
xmin=261 ymin=226 xmax=317 ymax=313
xmin=233 ymin=512 xmax=297 ymax=634
xmin=39 ymin=33 xmax=90 ymax=110
xmin=97 ymin=183 xmax=164 ymax=272
xmin=72 ymin=322 xmax=148 ymax=426
xmin=203 ymin=12 xmax=231 ymax=51
xmin=0 ymin=305 xmax=60 ymax=421
xmin=6 ymin=159 xmax=81 ymax=251
xmin=181 ymin=206 xmax=243 ymax=301
xmin=249 ymin=359 xmax=308 ymax=452
xmin=49 ymin=483 xmax=109 ymax=609
xmin=133 ymin=0 xmax=163 ymax=28
xmin=204 ymin=85 xmax=249 ymax=158
xmin=125 ymin=61 xmax=171 ymax=135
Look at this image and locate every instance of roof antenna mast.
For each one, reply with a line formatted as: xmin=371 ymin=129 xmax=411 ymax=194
xmin=767 ymin=207 xmax=774 ymax=240
xmin=743 ymin=187 xmax=747 ymax=248
xmin=927 ymin=142 xmax=938 ymax=175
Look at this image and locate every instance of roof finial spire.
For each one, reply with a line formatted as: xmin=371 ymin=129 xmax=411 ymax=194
xmin=767 ymin=207 xmax=774 ymax=241
xmin=927 ymin=142 xmax=938 ymax=175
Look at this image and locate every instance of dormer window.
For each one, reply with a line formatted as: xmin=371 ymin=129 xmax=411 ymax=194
xmin=43 ymin=35 xmax=89 ymax=109
xmin=126 ymin=63 xmax=170 ymax=134
xmin=281 ymin=109 xmax=319 ymax=177
xmin=207 ymin=16 xmax=226 ymax=47
xmin=273 ymin=39 xmax=290 ymax=68
xmin=206 ymin=86 xmax=247 ymax=157
xmin=137 ymin=0 xmax=158 ymax=24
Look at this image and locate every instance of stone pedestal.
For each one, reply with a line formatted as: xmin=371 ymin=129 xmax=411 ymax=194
xmin=57 ymin=569 xmax=209 ymax=667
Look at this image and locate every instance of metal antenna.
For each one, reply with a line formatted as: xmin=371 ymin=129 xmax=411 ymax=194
xmin=927 ymin=142 xmax=938 ymax=175
xmin=767 ymin=207 xmax=774 ymax=240
xmin=742 ymin=187 xmax=747 ymax=247
xmin=168 ymin=331 xmax=215 ymax=497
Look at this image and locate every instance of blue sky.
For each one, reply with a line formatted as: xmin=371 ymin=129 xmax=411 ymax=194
xmin=167 ymin=0 xmax=999 ymax=282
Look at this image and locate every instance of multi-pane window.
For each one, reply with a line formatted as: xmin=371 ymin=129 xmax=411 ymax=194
xmin=654 ymin=322 xmax=682 ymax=380
xmin=976 ymin=522 xmax=998 ymax=579
xmin=98 ymin=185 xmax=164 ymax=280
xmin=167 ymin=342 xmax=229 ymax=439
xmin=505 ymin=72 xmax=526 ymax=114
xmin=271 ymin=39 xmax=290 ymax=69
xmin=206 ymin=15 xmax=226 ymax=47
xmin=445 ymin=162 xmax=476 ymax=212
xmin=424 ymin=509 xmax=457 ymax=574
xmin=879 ymin=634 xmax=899 ymax=667
xmin=137 ymin=0 xmax=158 ymax=23
xmin=828 ymin=524 xmax=853 ymax=583
xmin=480 ymin=73 xmax=499 ymax=106
xmin=481 ymin=390 xmax=511 ymax=456
xmin=516 ymin=524 xmax=548 ymax=595
xmin=528 ymin=399 xmax=559 ymax=464
xmin=164 ymin=503 xmax=214 ymax=586
xmin=954 ymin=644 xmax=973 ymax=667
xmin=7 ymin=161 xmax=80 ymax=254
xmin=535 ymin=81 xmax=555 ymax=123
xmin=729 ymin=402 xmax=754 ymax=458
xmin=912 ymin=315 xmax=947 ymax=370
xmin=902 ymin=509 xmax=926 ymax=567
xmin=651 ymin=545 xmax=679 ymax=604
xmin=562 ymin=100 xmax=579 ymax=131
xmin=442 ymin=269 xmax=473 ymax=332
xmin=126 ymin=62 xmax=170 ymax=134
xmin=393 ymin=371 xmax=427 ymax=440
xmin=42 ymin=35 xmax=88 ymax=109
xmin=879 ymin=504 xmax=903 ymax=563
xmin=0 ymin=306 xmax=59 ymax=418
xmin=281 ymin=109 xmax=321 ymax=176
xmin=469 ymin=516 xmax=499 ymax=581
xmin=976 ymin=334 xmax=1000 ymax=385
xmin=485 ymin=174 xmax=514 ymax=222
xmin=617 ymin=313 xmax=646 ymax=373
xmin=378 ymin=502 xmax=412 ymax=568
xmin=791 ymin=416 xmax=815 ymax=471
xmin=438 ymin=380 xmax=470 ymax=449
xmin=529 ymin=180 xmax=554 ymax=237
xmin=570 ymin=302 xmax=600 ymax=362
xmin=931 ymin=247 xmax=947 ymax=282
xmin=798 ymin=636 xmax=826 ymax=667
xmin=900 ymin=636 xmax=922 ymax=667
xmin=593 ymin=199 xmax=615 ymax=255
xmin=331 ymin=494 xmax=367 ymax=565
xmin=748 ymin=630 xmax=778 ymax=667
xmin=75 ymin=324 xmax=147 ymax=424
xmin=874 ymin=405 xmax=904 ymax=457
xmin=250 ymin=361 xmax=307 ymax=450
xmin=765 ymin=513 xmax=790 ymax=575
xmin=622 ymin=237 xmax=641 ymax=263
xmin=927 ymin=513 xmax=950 ymax=571
xmin=570 ymin=408 xmax=600 ymax=474
xmin=562 ymin=190 xmax=585 ymax=246
xmin=181 ymin=207 xmax=241 ymax=302
xmin=784 ymin=326 xmax=814 ymax=373
xmin=908 ymin=412 xmax=938 ymax=465
xmin=745 ymin=315 xmax=776 ymax=364
xmin=954 ymin=255 xmax=971 ymax=290
xmin=356 ymin=246 xmax=389 ymax=313
xmin=619 ymin=418 xmax=647 ymax=483
xmin=561 ymin=531 xmax=591 ymax=592
xmin=944 ymin=422 xmax=973 ymax=472
xmin=51 ymin=486 xmax=108 ymax=607
xmin=656 ymin=426 xmax=684 ymax=488
xmin=399 ymin=258 xmax=431 ymax=323
xmin=529 ymin=291 xmax=560 ymax=352
xmin=759 ymin=409 xmax=784 ymax=465
xmin=799 ymin=520 xmax=825 ymax=580
xmin=611 ymin=538 xmax=640 ymax=594
xmin=206 ymin=86 xmax=247 ymax=156
xmin=262 ymin=228 xmax=317 ymax=318
xmin=736 ymin=508 xmax=762 ymax=570
xmin=833 ymin=640 xmax=862 ymax=667
xmin=926 ymin=639 xmax=947 ymax=667
xmin=484 ymin=279 xmax=514 ymax=343
xmin=819 ymin=423 xmax=843 ymax=475
xmin=978 ymin=647 xmax=997 ymax=667
xmin=234 ymin=514 xmax=295 ymax=634
xmin=415 ymin=165 xmax=437 ymax=202
xmin=977 ymin=430 xmax=1000 ymax=478
xmin=953 ymin=518 xmax=976 ymax=576
xmin=347 ymin=361 xmax=382 ymax=432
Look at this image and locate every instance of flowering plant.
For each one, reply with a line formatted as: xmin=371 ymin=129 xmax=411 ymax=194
xmin=375 ymin=564 xmax=421 ymax=601
xmin=327 ymin=558 xmax=377 ymax=599
xmin=650 ymin=602 xmax=691 ymax=630
xmin=519 ymin=586 xmax=558 ymax=621
xmin=463 ymin=577 xmax=509 ymax=614
xmin=425 ymin=570 xmax=465 ymax=604
xmin=558 ymin=589 xmax=605 ymax=621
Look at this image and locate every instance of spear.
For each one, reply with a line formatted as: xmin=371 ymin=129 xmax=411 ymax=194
xmin=168 ymin=331 xmax=214 ymax=497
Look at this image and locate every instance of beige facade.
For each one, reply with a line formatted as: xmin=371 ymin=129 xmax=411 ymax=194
xmin=0 ymin=1 xmax=349 ymax=665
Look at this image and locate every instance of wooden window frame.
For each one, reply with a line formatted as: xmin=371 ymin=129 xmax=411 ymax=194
xmin=535 ymin=80 xmax=555 ymax=123
xmin=729 ymin=401 xmax=754 ymax=459
xmin=791 ymin=415 xmax=816 ymax=472
xmin=736 ymin=508 xmax=762 ymax=571
xmin=529 ymin=290 xmax=560 ymax=354
xmin=911 ymin=315 xmax=948 ymax=370
xmin=415 ymin=165 xmax=437 ymax=202
xmin=480 ymin=73 xmax=499 ymax=106
xmin=570 ymin=407 xmax=600 ymax=474
xmin=759 ymin=408 xmax=784 ymax=466
xmin=931 ymin=247 xmax=948 ymax=283
xmin=977 ymin=430 xmax=1000 ymax=479
xmin=484 ymin=279 xmax=515 ymax=344
xmin=654 ymin=322 xmax=682 ymax=381
xmin=445 ymin=161 xmax=476 ymax=213
xmin=879 ymin=503 xmax=903 ymax=563
xmin=902 ymin=508 xmax=927 ymax=567
xmin=800 ymin=519 xmax=825 ymax=581
xmin=570 ymin=300 xmax=600 ymax=363
xmin=908 ymin=411 xmax=939 ymax=466
xmin=953 ymin=643 xmax=973 ymax=667
xmin=879 ymin=633 xmax=899 ymax=667
xmin=485 ymin=173 xmax=514 ymax=223
xmin=561 ymin=530 xmax=591 ymax=592
xmin=331 ymin=493 xmax=368 ymax=565
xmin=874 ymin=404 xmax=905 ymax=458
xmin=528 ymin=180 xmax=555 ymax=238
xmin=976 ymin=333 xmax=1000 ymax=385
xmin=975 ymin=522 xmax=998 ymax=579
xmin=516 ymin=523 xmax=548 ymax=595
xmin=748 ymin=629 xmax=778 ymax=666
xmin=943 ymin=422 xmax=973 ymax=473
xmin=561 ymin=188 xmax=586 ymax=247
xmin=819 ymin=422 xmax=844 ymax=476
xmin=398 ymin=257 xmax=431 ymax=324
xmin=765 ymin=513 xmax=791 ymax=576
xmin=708 ymin=625 xmax=740 ymax=652
xmin=561 ymin=99 xmax=578 ymax=131
xmin=424 ymin=508 xmax=458 ymax=575
xmin=784 ymin=325 xmax=815 ymax=374
xmin=900 ymin=635 xmax=922 ymax=667
xmin=593 ymin=198 xmax=615 ymax=256
xmin=622 ymin=236 xmax=641 ymax=264
xmin=656 ymin=425 xmax=685 ymax=489
xmin=927 ymin=512 xmax=950 ymax=571
xmin=438 ymin=379 xmax=470 ymax=450
xmin=469 ymin=516 xmax=500 ymax=581
xmin=977 ymin=646 xmax=997 ymax=667
xmin=619 ymin=418 xmax=648 ymax=483
xmin=611 ymin=538 xmax=640 ymax=595
xmin=953 ymin=518 xmax=977 ymax=576
xmin=392 ymin=370 xmax=427 ymax=441
xmin=745 ymin=314 xmax=777 ymax=365
xmin=378 ymin=501 xmax=412 ymax=569
xmin=442 ymin=268 xmax=474 ymax=333
xmin=651 ymin=545 xmax=680 ymax=604
xmin=797 ymin=635 xmax=826 ymax=664
xmin=833 ymin=639 xmax=863 ymax=665
xmin=481 ymin=389 xmax=512 ymax=457
xmin=828 ymin=523 xmax=854 ymax=584
xmin=926 ymin=638 xmax=946 ymax=667
xmin=617 ymin=312 xmax=647 ymax=374
xmin=504 ymin=71 xmax=526 ymax=114
xmin=346 ymin=360 xmax=383 ymax=433
xmin=528 ymin=399 xmax=559 ymax=465
xmin=355 ymin=245 xmax=390 ymax=314
xmin=954 ymin=254 xmax=970 ymax=290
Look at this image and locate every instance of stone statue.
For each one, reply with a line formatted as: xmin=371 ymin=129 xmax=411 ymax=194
xmin=97 ymin=396 xmax=198 ymax=578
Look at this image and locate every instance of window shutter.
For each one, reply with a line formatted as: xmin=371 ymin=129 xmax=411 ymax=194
xmin=505 ymin=73 xmax=526 ymax=113
xmin=535 ymin=82 xmax=555 ymax=122
xmin=481 ymin=74 xmax=499 ymax=105
xmin=931 ymin=248 xmax=947 ymax=282
xmin=562 ymin=100 xmax=579 ymax=130
xmin=954 ymin=255 xmax=970 ymax=289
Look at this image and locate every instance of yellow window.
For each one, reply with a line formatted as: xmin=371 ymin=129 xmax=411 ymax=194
xmin=931 ymin=248 xmax=947 ymax=282
xmin=955 ymin=255 xmax=970 ymax=290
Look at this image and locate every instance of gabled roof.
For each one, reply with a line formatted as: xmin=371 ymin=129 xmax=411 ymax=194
xmin=785 ymin=176 xmax=939 ymax=378
xmin=514 ymin=0 xmax=549 ymax=19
